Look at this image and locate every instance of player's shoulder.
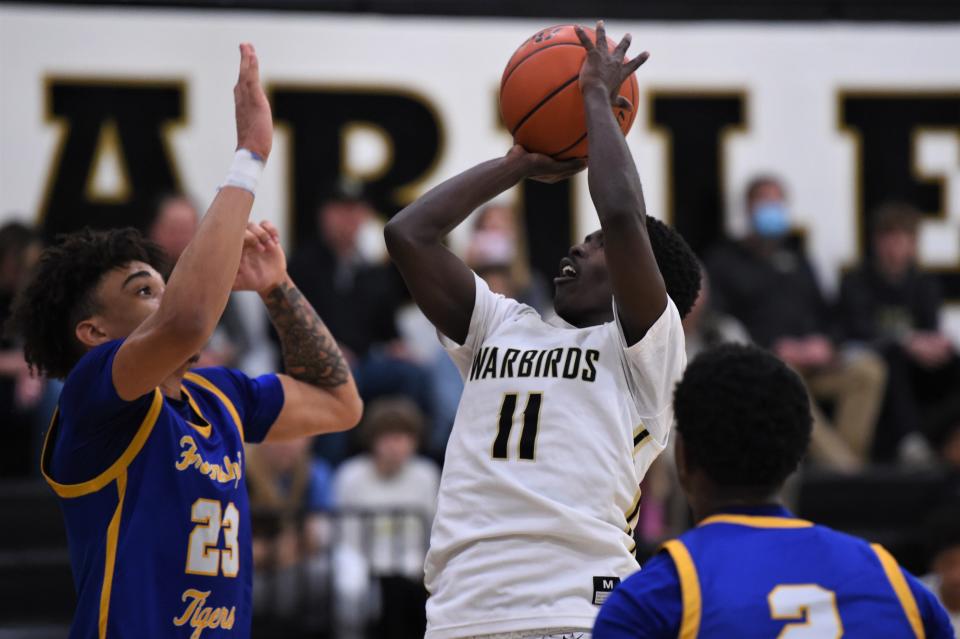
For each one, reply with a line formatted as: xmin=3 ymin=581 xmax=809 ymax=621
xmin=679 ymin=515 xmax=879 ymax=563
xmin=63 ymin=339 xmax=123 ymax=388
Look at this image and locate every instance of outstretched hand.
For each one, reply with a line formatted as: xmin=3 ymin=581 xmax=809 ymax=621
xmin=234 ymin=221 xmax=287 ymax=294
xmin=506 ymin=145 xmax=586 ymax=184
xmin=234 ymin=43 xmax=273 ymax=160
xmin=574 ymin=21 xmax=649 ymax=109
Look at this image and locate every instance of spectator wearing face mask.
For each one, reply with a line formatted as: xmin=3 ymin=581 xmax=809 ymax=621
xmin=706 ymin=175 xmax=886 ymax=471
xmin=0 ymin=221 xmax=44 ymax=477
xmin=464 ymin=203 xmax=551 ymax=313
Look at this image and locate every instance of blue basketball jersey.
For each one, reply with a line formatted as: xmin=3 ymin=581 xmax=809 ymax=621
xmin=593 ymin=505 xmax=954 ymax=639
xmin=41 ymin=340 xmax=284 ymax=639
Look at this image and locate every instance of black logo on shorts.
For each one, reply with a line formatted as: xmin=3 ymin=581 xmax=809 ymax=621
xmin=592 ymin=576 xmax=620 ymax=605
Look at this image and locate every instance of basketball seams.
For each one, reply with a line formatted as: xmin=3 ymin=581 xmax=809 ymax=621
xmin=500 ymin=42 xmax=585 ymax=92
xmin=509 ymin=74 xmax=581 ymax=137
xmin=553 ymin=131 xmax=588 ymax=159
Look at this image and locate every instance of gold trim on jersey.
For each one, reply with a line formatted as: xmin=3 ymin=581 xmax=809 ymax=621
xmin=633 ymin=424 xmax=651 ymax=454
xmin=871 ymin=543 xmax=926 ymax=639
xmin=99 ymin=470 xmax=127 ymax=639
xmin=183 ymin=372 xmax=245 ymax=441
xmin=41 ymin=389 xmax=164 ymax=498
xmin=662 ymin=539 xmax=701 ymax=639
xmin=624 ymin=487 xmax=642 ymax=529
xmin=181 ymin=385 xmax=212 ymax=438
xmin=698 ymin=514 xmax=814 ymax=529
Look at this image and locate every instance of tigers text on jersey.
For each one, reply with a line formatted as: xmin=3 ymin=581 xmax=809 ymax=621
xmin=425 ymin=275 xmax=686 ymax=639
xmin=593 ymin=505 xmax=954 ymax=639
xmin=41 ymin=339 xmax=283 ymax=639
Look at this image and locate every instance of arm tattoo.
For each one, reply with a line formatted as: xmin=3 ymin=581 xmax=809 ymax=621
xmin=264 ymin=281 xmax=349 ymax=388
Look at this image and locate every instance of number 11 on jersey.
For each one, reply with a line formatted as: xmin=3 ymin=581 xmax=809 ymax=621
xmin=493 ymin=392 xmax=543 ymax=461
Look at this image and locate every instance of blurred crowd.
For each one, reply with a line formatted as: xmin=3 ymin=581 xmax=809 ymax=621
xmin=2 ymin=172 xmax=960 ymax=636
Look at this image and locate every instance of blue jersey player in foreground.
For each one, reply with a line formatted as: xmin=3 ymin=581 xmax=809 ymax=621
xmin=9 ymin=44 xmax=363 ymax=638
xmin=593 ymin=344 xmax=953 ymax=639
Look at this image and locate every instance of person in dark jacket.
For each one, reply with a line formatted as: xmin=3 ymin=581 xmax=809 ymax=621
xmin=284 ymin=180 xmax=430 ymax=464
xmin=706 ymin=175 xmax=886 ymax=470
xmin=839 ymin=202 xmax=960 ymax=462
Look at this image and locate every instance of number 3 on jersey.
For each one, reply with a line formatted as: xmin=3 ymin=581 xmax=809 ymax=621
xmin=493 ymin=392 xmax=543 ymax=461
xmin=186 ymin=498 xmax=240 ymax=578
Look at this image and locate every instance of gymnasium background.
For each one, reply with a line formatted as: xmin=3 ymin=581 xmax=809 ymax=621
xmin=1 ymin=0 xmax=960 ymax=637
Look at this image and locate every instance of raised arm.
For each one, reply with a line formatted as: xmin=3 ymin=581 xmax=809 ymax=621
xmin=231 ymin=222 xmax=362 ymax=440
xmin=384 ymin=147 xmax=582 ymax=344
xmin=112 ymin=43 xmax=272 ymax=400
xmin=576 ymin=22 xmax=667 ymax=345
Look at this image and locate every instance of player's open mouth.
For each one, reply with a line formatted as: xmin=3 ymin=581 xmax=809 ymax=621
xmin=555 ymin=257 xmax=578 ymax=284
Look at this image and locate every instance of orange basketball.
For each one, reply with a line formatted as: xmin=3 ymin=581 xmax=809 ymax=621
xmin=500 ymin=25 xmax=639 ymax=160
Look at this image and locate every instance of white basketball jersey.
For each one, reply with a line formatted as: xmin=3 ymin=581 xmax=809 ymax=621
xmin=424 ymin=275 xmax=686 ymax=639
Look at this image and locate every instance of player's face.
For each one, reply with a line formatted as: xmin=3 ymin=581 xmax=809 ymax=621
xmin=553 ymin=230 xmax=613 ymax=325
xmin=88 ymin=261 xmax=166 ymax=340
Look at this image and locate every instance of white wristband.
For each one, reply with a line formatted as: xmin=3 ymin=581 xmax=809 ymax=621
xmin=221 ymin=149 xmax=265 ymax=195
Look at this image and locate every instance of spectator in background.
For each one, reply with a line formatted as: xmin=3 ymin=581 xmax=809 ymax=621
xmin=334 ymin=397 xmax=439 ymax=639
xmin=465 ymin=203 xmax=551 ymax=312
xmin=0 ymin=221 xmax=43 ymax=477
xmin=839 ymin=203 xmax=960 ymax=463
xmin=286 ymin=180 xmax=430 ymax=464
xmin=246 ymin=438 xmax=334 ymax=617
xmin=707 ymin=175 xmax=886 ymax=471
xmin=922 ymin=502 xmax=960 ymax=635
xmin=681 ymin=265 xmax=750 ymax=361
xmin=149 ymin=193 xmax=253 ymax=368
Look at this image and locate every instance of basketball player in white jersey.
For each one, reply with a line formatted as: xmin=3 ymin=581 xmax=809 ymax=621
xmin=384 ymin=22 xmax=701 ymax=639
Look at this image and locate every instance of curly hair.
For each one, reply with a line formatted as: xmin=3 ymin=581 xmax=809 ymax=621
xmin=674 ymin=343 xmax=812 ymax=489
xmin=646 ymin=216 xmax=701 ymax=319
xmin=7 ymin=227 xmax=166 ymax=379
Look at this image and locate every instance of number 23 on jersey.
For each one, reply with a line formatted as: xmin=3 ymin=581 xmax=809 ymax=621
xmin=185 ymin=498 xmax=240 ymax=578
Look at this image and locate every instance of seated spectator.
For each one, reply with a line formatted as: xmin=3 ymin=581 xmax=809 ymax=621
xmin=0 ymin=221 xmax=44 ymax=477
xmin=839 ymin=202 xmax=960 ymax=462
xmin=921 ymin=502 xmax=960 ymax=635
xmin=466 ymin=202 xmax=551 ymax=312
xmin=682 ymin=265 xmax=750 ymax=361
xmin=245 ymin=438 xmax=334 ymax=617
xmin=286 ymin=180 xmax=430 ymax=464
xmin=334 ymin=397 xmax=440 ymax=639
xmin=706 ymin=175 xmax=886 ymax=471
xmin=149 ymin=192 xmax=254 ymax=369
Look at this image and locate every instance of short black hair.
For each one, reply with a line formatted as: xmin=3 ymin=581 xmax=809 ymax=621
xmin=7 ymin=227 xmax=166 ymax=379
xmin=745 ymin=174 xmax=786 ymax=205
xmin=674 ymin=343 xmax=812 ymax=489
xmin=646 ymin=216 xmax=701 ymax=319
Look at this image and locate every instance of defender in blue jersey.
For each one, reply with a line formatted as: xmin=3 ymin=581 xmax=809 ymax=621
xmin=9 ymin=44 xmax=362 ymax=639
xmin=593 ymin=344 xmax=953 ymax=639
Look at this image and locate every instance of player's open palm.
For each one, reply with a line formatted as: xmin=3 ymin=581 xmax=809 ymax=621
xmin=575 ymin=21 xmax=648 ymax=109
xmin=234 ymin=43 xmax=273 ymax=161
xmin=234 ymin=221 xmax=287 ymax=293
